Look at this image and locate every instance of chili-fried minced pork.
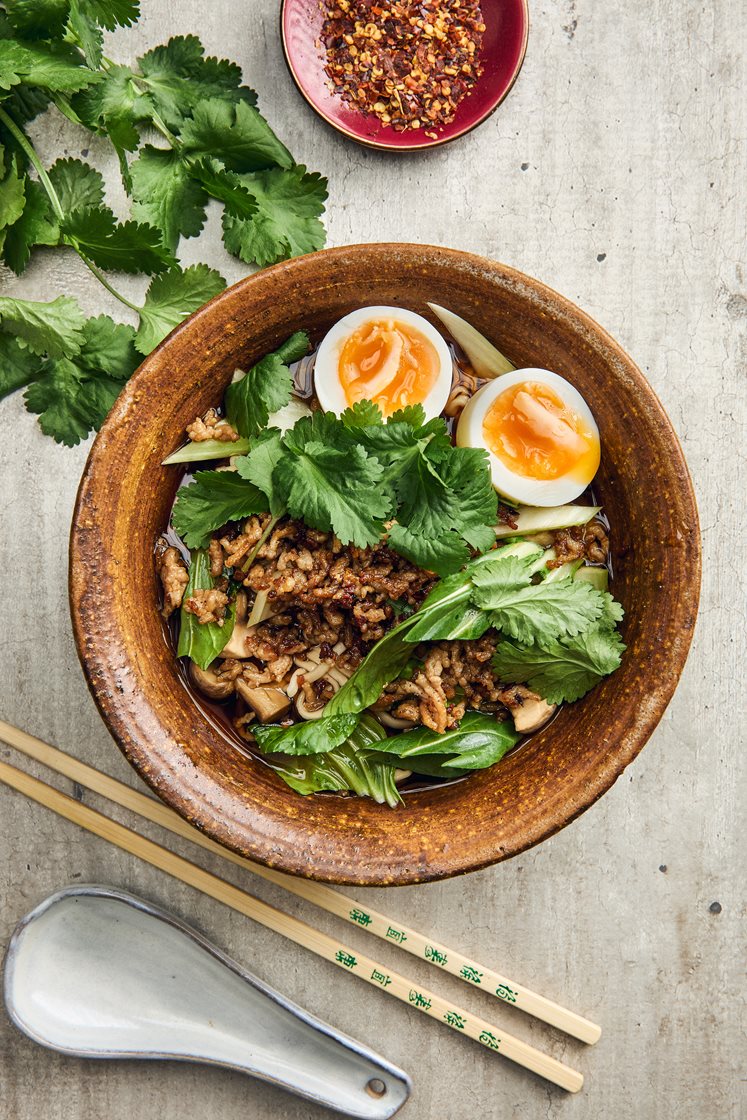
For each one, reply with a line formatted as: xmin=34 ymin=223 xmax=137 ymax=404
xmin=157 ymin=516 xmax=606 ymax=740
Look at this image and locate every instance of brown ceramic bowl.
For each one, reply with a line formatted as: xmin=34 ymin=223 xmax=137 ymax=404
xmin=69 ymin=244 xmax=700 ymax=886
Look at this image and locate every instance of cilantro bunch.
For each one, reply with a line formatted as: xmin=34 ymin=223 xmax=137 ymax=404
xmin=171 ymin=336 xmax=499 ymax=577
xmin=0 ymin=2 xmax=328 ymax=445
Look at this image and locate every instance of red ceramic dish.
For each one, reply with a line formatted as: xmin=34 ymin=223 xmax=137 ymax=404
xmin=280 ymin=0 xmax=529 ymax=152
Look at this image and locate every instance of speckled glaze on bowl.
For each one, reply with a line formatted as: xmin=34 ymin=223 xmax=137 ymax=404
xmin=69 ymin=245 xmax=700 ymax=886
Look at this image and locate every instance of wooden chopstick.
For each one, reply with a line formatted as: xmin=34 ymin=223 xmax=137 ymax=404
xmin=0 ymin=719 xmax=600 ymax=1045
xmin=0 ymin=755 xmax=584 ymax=1093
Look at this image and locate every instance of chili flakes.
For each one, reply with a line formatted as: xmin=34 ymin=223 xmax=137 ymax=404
xmin=320 ymin=1 xmax=486 ymax=132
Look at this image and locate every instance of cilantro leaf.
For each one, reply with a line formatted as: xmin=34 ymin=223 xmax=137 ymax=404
xmin=387 ymin=522 xmax=470 ymax=576
xmin=492 ymin=626 xmax=627 ymax=705
xmin=73 ymin=63 xmax=149 ymax=150
xmin=171 ymin=470 xmax=270 ymax=550
xmin=222 ymin=165 xmax=327 ymax=267
xmin=253 ymin=713 xmax=360 ymax=757
xmin=177 ymin=548 xmax=236 ymax=671
xmin=0 ymin=39 xmax=100 ymax=93
xmin=48 ymin=156 xmax=104 ymax=213
xmin=189 ymin=156 xmax=258 ymax=218
xmin=340 ymin=399 xmax=384 ymax=428
xmin=23 ymin=314 xmax=138 ymax=445
xmin=135 ymin=264 xmax=226 ymax=354
xmin=0 ymin=293 xmax=85 ymax=357
xmin=0 ymin=331 xmax=40 ymax=400
xmin=472 ymin=557 xmax=604 ymax=644
xmin=61 ymin=205 xmax=177 ymax=273
xmin=351 ymin=412 xmax=496 ymax=575
xmin=4 ymin=0 xmax=70 ymax=40
xmin=0 ymin=152 xmax=25 ymax=229
xmin=1 ymin=178 xmax=58 ymax=273
xmin=390 ymin=403 xmax=427 ymax=427
xmin=24 ymin=358 xmax=116 ymax=444
xmin=130 ymin=146 xmax=208 ymax=248
xmin=67 ymin=0 xmax=104 ymax=69
xmin=225 ymin=331 xmax=308 ymax=438
xmin=77 ymin=0 xmax=140 ymax=30
xmin=78 ymin=313 xmax=140 ymax=379
xmin=274 ymin=411 xmax=391 ymax=547
xmin=137 ymin=36 xmax=257 ymax=132
xmin=180 ymin=97 xmax=292 ymax=172
xmin=235 ymin=430 xmax=285 ymax=516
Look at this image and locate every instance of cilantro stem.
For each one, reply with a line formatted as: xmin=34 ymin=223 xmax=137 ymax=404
xmin=0 ymin=107 xmax=65 ymax=223
xmin=78 ymin=257 xmax=143 ymax=313
xmin=0 ymin=106 xmax=142 ymax=317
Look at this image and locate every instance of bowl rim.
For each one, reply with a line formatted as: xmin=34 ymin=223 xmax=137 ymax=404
xmin=69 ymin=243 xmax=701 ymax=885
xmin=279 ymin=0 xmax=530 ymax=153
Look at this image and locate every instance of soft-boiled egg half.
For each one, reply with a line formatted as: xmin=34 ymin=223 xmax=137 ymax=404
xmin=457 ymin=368 xmax=600 ymax=506
xmin=314 ymin=306 xmax=452 ymax=420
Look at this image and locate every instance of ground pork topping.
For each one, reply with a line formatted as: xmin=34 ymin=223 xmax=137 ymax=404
xmin=156 ymin=546 xmax=189 ymax=618
xmin=230 ymin=517 xmax=437 ymax=642
xmin=547 ymin=520 xmax=610 ymax=569
xmin=374 ymin=636 xmax=511 ymax=731
xmin=185 ymin=587 xmax=229 ymax=625
xmin=186 ymin=409 xmax=240 ymax=443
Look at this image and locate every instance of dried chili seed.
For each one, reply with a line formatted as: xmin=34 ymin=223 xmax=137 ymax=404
xmin=321 ymin=0 xmax=485 ymax=132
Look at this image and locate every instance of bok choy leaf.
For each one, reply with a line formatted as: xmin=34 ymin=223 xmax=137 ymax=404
xmin=177 ymin=549 xmax=236 ymax=670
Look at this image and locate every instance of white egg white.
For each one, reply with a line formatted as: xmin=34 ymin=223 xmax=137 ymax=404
xmin=456 ymin=368 xmax=600 ymax=506
xmin=313 ymin=306 xmax=453 ymax=420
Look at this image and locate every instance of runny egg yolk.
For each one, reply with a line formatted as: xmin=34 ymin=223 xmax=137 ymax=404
xmin=338 ymin=319 xmax=440 ymax=417
xmin=482 ymin=381 xmax=600 ymax=481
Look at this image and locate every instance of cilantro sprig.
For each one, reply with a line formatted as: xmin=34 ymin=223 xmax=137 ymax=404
xmin=0 ymin=6 xmax=328 ymax=445
xmin=173 ymin=391 xmax=500 ymax=575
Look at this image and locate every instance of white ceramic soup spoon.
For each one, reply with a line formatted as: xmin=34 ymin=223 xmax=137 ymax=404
xmin=3 ymin=885 xmax=410 ymax=1119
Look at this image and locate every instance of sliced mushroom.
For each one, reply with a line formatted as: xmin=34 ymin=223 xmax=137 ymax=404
xmin=235 ymin=679 xmax=291 ymax=722
xmin=220 ymin=590 xmax=252 ymax=658
xmin=220 ymin=590 xmax=277 ymax=658
xmin=500 ymin=685 xmax=557 ymax=734
xmin=188 ymin=661 xmax=236 ymax=701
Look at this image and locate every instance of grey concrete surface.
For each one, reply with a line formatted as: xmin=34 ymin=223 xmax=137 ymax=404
xmin=1 ymin=2 xmax=745 ymax=1118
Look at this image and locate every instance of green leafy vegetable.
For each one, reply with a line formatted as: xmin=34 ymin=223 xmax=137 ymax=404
xmin=0 ymin=9 xmax=327 ymax=445
xmin=176 ymin=548 xmax=236 ymax=670
xmin=326 ymin=616 xmax=418 ymax=716
xmin=4 ymin=0 xmax=72 ymax=41
xmin=0 ymin=294 xmax=86 ymax=357
xmin=348 ymin=407 xmax=498 ymax=575
xmin=222 ymin=165 xmax=327 ymax=267
xmin=135 ymin=264 xmax=226 ymax=354
xmin=130 ymin=145 xmax=207 ymax=249
xmin=268 ymin=716 xmax=401 ymax=807
xmin=275 ymin=412 xmax=391 ymax=547
xmin=137 ymin=37 xmax=257 ymax=132
xmin=225 ymin=331 xmax=308 ymax=438
xmin=370 ymin=711 xmax=521 ymax=772
xmin=162 ymin=436 xmax=251 ymax=466
xmin=171 ymin=470 xmax=269 ymax=550
xmin=60 ymin=206 xmax=176 ymax=274
xmin=23 ymin=313 xmax=139 ymax=445
xmin=253 ymin=712 xmax=360 ymax=756
xmin=471 ymin=552 xmax=604 ymax=644
xmin=492 ymin=625 xmax=626 ymax=705
xmin=1 ymin=178 xmax=58 ymax=273
xmin=180 ymin=97 xmax=292 ymax=172
xmin=235 ymin=430 xmax=285 ymax=515
xmin=0 ymin=39 xmax=101 ymax=93
xmin=0 ymin=331 xmax=38 ymax=400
